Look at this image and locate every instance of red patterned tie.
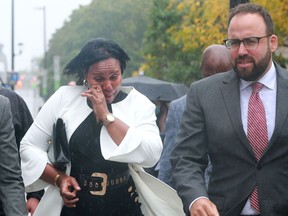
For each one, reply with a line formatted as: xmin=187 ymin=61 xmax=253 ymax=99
xmin=247 ymin=82 xmax=268 ymax=213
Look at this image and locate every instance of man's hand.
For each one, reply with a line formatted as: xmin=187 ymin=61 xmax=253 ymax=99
xmin=190 ymin=198 xmax=219 ymax=216
xmin=26 ymin=197 xmax=40 ymax=215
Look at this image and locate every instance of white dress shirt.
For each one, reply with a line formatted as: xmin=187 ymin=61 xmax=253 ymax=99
xmin=239 ymin=63 xmax=277 ymax=215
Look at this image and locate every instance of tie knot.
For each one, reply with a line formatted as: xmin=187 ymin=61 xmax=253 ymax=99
xmin=251 ymin=82 xmax=263 ymax=94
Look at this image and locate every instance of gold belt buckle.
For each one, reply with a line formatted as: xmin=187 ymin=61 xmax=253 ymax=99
xmin=90 ymin=172 xmax=108 ymax=196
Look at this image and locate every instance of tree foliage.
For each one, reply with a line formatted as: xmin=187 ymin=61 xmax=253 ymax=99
xmin=143 ymin=0 xmax=288 ymax=85
xmin=45 ymin=0 xmax=151 ymax=97
xmin=251 ymin=0 xmax=288 ymax=45
xmin=143 ymin=0 xmax=229 ymax=85
xmin=141 ymin=0 xmax=187 ymax=82
xmin=254 ymin=0 xmax=288 ymax=68
xmin=43 ymin=0 xmax=288 ymax=97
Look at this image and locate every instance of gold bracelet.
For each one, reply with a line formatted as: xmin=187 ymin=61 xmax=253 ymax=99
xmin=54 ymin=174 xmax=60 ymax=187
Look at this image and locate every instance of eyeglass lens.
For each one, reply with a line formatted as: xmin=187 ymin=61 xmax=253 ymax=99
xmin=227 ymin=37 xmax=259 ymax=50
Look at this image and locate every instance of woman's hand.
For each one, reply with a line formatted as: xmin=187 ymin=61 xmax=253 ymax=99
xmin=56 ymin=174 xmax=81 ymax=208
xmin=81 ymin=85 xmax=108 ymax=123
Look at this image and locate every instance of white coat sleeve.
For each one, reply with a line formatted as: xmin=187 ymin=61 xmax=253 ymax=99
xmin=100 ymin=90 xmax=163 ymax=167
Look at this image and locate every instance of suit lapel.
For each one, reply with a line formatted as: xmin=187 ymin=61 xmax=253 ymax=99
xmin=220 ymin=71 xmax=255 ymax=156
xmin=268 ymin=64 xmax=288 ymax=146
xmin=220 ymin=64 xmax=288 ymax=159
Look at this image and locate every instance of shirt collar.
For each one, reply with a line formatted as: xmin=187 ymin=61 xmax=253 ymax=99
xmin=240 ymin=62 xmax=276 ymax=91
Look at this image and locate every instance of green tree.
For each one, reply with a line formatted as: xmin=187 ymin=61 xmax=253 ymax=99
xmin=142 ymin=0 xmax=189 ymax=82
xmin=252 ymin=0 xmax=288 ymax=45
xmin=143 ymin=0 xmax=229 ymax=85
xmin=45 ymin=0 xmax=152 ymax=97
xmin=252 ymin=0 xmax=288 ymax=68
xmin=143 ymin=0 xmax=288 ymax=84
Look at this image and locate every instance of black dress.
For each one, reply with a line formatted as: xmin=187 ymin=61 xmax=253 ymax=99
xmin=60 ymin=92 xmax=143 ymax=216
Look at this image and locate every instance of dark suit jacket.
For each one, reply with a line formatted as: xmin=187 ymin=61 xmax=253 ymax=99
xmin=0 ymin=87 xmax=33 ymax=149
xmin=0 ymin=88 xmax=44 ymax=216
xmin=158 ymin=95 xmax=187 ymax=188
xmin=171 ymin=63 xmax=288 ymax=216
xmin=0 ymin=95 xmax=27 ymax=215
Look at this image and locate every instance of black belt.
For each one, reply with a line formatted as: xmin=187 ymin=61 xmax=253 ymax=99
xmin=241 ymin=215 xmax=260 ymax=216
xmin=78 ymin=170 xmax=130 ymax=196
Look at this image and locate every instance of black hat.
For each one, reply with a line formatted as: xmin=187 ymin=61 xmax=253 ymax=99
xmin=64 ymin=38 xmax=130 ymax=82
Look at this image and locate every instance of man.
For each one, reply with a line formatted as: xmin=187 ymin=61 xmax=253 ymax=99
xmin=0 ymin=95 xmax=27 ymax=215
xmin=171 ymin=3 xmax=287 ymax=216
xmin=0 ymin=87 xmax=34 ymax=148
xmin=157 ymin=44 xmax=232 ymax=188
xmin=0 ymin=86 xmax=44 ymax=215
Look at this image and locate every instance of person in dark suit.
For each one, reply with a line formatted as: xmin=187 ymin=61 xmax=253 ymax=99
xmin=171 ymin=3 xmax=287 ymax=216
xmin=0 ymin=95 xmax=27 ymax=215
xmin=0 ymin=86 xmax=44 ymax=216
xmin=157 ymin=44 xmax=232 ymax=188
xmin=0 ymin=87 xmax=33 ymax=149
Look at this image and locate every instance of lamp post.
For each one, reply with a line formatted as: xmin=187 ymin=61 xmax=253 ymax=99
xmin=35 ymin=6 xmax=47 ymax=67
xmin=10 ymin=0 xmax=22 ymax=88
xmin=11 ymin=0 xmax=23 ymax=69
xmin=35 ymin=6 xmax=47 ymax=98
xmin=11 ymin=0 xmax=14 ymax=72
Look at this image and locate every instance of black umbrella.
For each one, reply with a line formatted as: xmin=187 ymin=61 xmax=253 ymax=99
xmin=122 ymin=75 xmax=188 ymax=101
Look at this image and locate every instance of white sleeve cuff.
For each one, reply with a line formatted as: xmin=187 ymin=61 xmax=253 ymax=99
xmin=189 ymin=196 xmax=209 ymax=211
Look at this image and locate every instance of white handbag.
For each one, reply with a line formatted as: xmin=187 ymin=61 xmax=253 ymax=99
xmin=129 ymin=164 xmax=185 ymax=216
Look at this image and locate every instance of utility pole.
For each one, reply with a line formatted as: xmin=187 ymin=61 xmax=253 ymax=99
xmin=10 ymin=0 xmax=24 ymax=90
xmin=230 ymin=0 xmax=249 ymax=9
xmin=11 ymin=0 xmax=14 ymax=72
xmin=42 ymin=6 xmax=47 ymax=69
xmin=42 ymin=6 xmax=47 ymax=98
xmin=35 ymin=6 xmax=47 ymax=98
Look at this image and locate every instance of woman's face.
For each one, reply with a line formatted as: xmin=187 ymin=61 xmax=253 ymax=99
xmin=86 ymin=58 xmax=122 ymax=103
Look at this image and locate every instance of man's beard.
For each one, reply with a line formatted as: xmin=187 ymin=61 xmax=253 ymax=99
xmin=233 ymin=48 xmax=271 ymax=81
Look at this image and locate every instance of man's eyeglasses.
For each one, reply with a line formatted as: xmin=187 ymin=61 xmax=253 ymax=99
xmin=223 ymin=35 xmax=271 ymax=50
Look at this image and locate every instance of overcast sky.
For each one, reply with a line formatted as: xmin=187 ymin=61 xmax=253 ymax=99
xmin=0 ymin=0 xmax=92 ymax=72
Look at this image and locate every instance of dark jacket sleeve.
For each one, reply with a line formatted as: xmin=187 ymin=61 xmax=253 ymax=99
xmin=0 ymin=88 xmax=44 ymax=201
xmin=0 ymin=95 xmax=27 ymax=215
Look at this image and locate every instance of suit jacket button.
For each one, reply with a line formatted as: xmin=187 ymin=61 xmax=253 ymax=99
xmin=256 ymin=164 xmax=262 ymax=170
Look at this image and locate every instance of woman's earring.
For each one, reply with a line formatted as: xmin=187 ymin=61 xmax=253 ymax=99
xmin=83 ymin=79 xmax=88 ymax=86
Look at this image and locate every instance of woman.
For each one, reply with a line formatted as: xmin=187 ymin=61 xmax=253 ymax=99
xmin=20 ymin=38 xmax=163 ymax=216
